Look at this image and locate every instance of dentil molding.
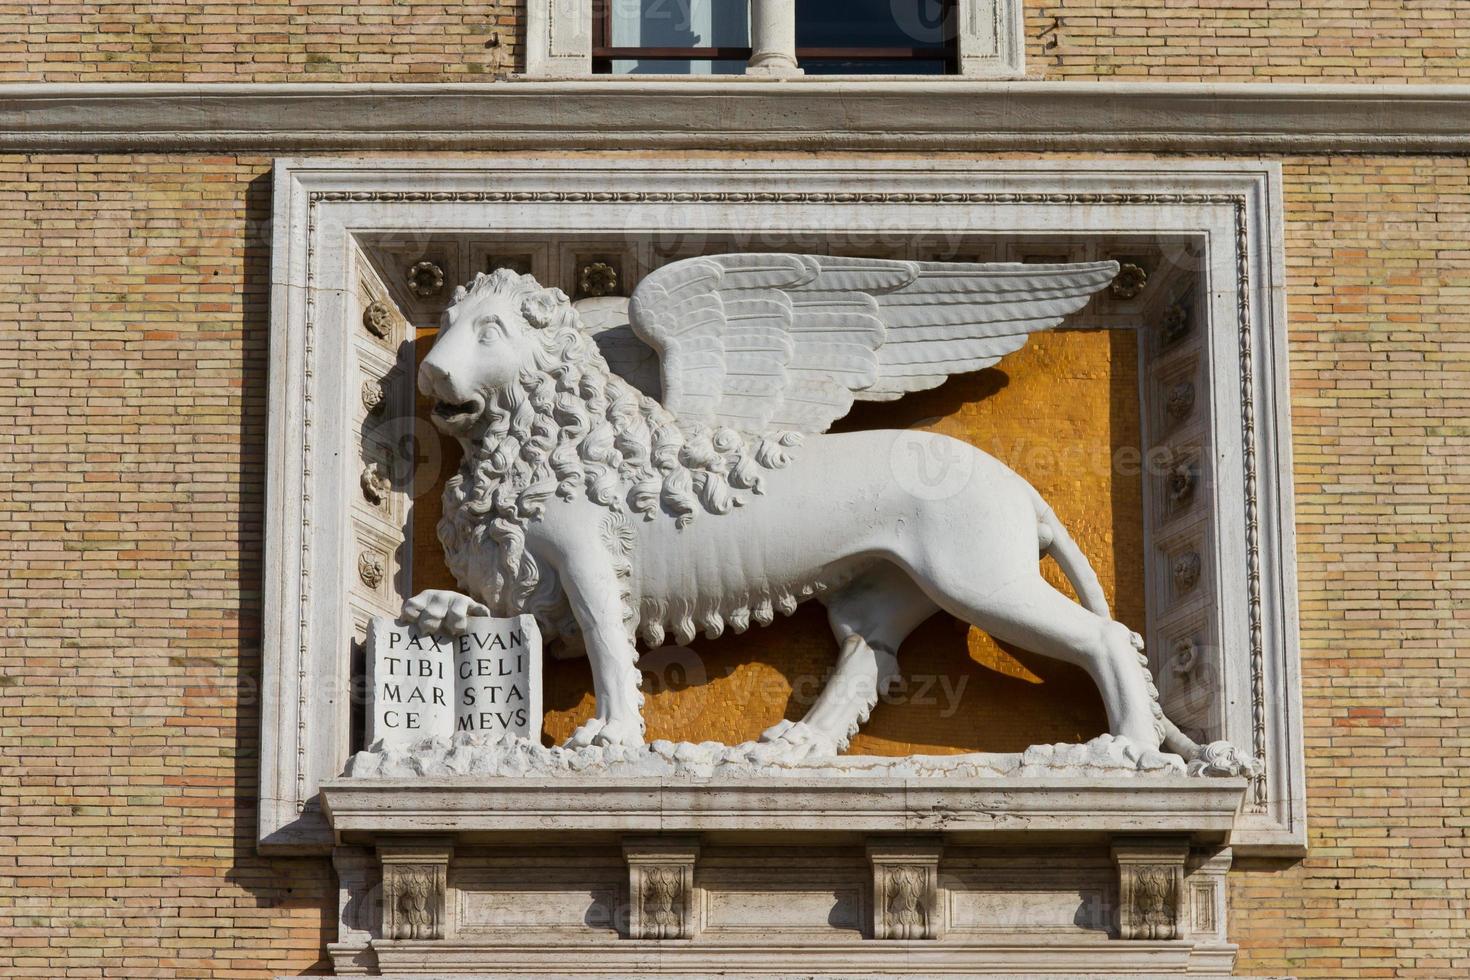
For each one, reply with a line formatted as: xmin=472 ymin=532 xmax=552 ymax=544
xmin=3 ymin=80 xmax=1470 ymax=153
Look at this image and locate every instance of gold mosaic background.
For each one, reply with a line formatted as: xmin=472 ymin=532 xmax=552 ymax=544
xmin=413 ymin=326 xmax=1144 ymax=753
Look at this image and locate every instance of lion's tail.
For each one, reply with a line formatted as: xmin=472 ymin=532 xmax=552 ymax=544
xmin=1031 ymin=492 xmax=1111 ymax=618
xmin=1032 ymin=489 xmax=1216 ymax=763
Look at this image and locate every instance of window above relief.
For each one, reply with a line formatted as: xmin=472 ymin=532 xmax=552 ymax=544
xmin=527 ymin=0 xmax=1023 ymax=79
xmin=591 ymin=0 xmax=958 ymax=76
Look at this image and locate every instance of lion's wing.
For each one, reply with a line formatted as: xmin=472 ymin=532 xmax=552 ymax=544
xmin=574 ymin=295 xmax=662 ymax=400
xmin=621 ymin=253 xmax=1119 ymax=434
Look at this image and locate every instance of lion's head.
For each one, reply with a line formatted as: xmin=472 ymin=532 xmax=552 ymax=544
xmin=419 ymin=268 xmax=578 ymax=437
xmin=425 ymin=269 xmax=800 ymax=641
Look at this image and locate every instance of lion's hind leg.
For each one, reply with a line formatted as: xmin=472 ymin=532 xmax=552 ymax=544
xmin=758 ymin=564 xmax=937 ymax=756
xmin=919 ymin=568 xmax=1163 ymax=750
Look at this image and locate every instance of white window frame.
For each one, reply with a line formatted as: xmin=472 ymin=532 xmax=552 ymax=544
xmin=527 ymin=0 xmax=1024 ymax=77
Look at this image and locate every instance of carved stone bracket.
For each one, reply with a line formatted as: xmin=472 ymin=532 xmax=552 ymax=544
xmin=1112 ymin=837 xmax=1189 ymax=941
xmin=1184 ymin=847 xmax=1232 ymax=943
xmin=329 ymin=846 xmax=380 ymax=974
xmin=623 ymin=836 xmax=699 ymax=940
xmin=868 ymin=838 xmax=943 ymax=940
xmin=380 ymin=841 xmax=453 ymax=941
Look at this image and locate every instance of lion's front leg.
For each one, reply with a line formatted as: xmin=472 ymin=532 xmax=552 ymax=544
xmin=555 ymin=548 xmax=645 ymax=749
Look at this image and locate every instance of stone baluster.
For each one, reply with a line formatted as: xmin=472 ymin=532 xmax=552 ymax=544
xmin=746 ymin=0 xmax=802 ymax=76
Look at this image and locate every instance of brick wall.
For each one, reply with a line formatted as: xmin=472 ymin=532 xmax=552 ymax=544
xmin=1229 ymin=157 xmax=1470 ymax=978
xmin=1025 ymin=2 xmax=1470 ymax=81
xmin=0 ymin=2 xmax=523 ymax=81
xmin=0 ymin=155 xmax=331 ymax=977
xmin=1 ymin=153 xmax=1468 ymax=976
xmin=2 ymin=2 xmax=1466 ymax=83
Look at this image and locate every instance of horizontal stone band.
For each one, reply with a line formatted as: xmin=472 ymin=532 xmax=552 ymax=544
xmin=3 ymin=80 xmax=1470 ymax=153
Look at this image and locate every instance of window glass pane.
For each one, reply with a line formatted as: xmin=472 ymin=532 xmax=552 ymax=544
xmin=797 ymin=0 xmax=949 ymax=48
xmin=800 ymin=58 xmax=948 ymax=75
xmin=610 ymin=0 xmax=749 ymax=48
xmin=609 ymin=57 xmax=748 ymax=75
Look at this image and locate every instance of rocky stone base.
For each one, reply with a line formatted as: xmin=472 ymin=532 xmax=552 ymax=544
xmin=345 ymin=732 xmax=1209 ymax=780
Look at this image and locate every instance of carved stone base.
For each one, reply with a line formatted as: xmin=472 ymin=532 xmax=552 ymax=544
xmin=350 ymin=939 xmax=1243 ymax=977
xmin=320 ymin=778 xmax=1249 ymax=976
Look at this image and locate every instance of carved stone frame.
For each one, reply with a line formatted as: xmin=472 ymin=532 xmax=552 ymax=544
xmin=262 ymin=157 xmax=1304 ymax=855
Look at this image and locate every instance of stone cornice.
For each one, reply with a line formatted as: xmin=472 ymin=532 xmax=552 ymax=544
xmin=320 ymin=776 xmax=1249 ymax=842
xmin=2 ymin=79 xmax=1468 ymax=154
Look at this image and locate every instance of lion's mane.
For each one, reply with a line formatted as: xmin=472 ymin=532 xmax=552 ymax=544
xmin=437 ymin=269 xmax=801 ymax=642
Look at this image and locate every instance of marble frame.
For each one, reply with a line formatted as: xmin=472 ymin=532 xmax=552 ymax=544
xmin=262 ymin=157 xmax=1304 ymax=854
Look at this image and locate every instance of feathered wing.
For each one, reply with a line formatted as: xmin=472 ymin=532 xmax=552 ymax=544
xmin=607 ymin=253 xmax=1119 ymax=434
xmin=574 ymin=295 xmax=662 ymax=400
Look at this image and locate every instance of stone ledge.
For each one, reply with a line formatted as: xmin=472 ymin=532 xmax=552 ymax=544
xmin=343 ymin=732 xmax=1225 ymax=780
xmin=356 ymin=938 xmax=1247 ymax=976
xmin=320 ymin=776 xmax=1246 ymax=844
xmin=3 ymin=79 xmax=1470 ymax=153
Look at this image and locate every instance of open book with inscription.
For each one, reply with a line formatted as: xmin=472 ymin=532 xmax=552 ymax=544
xmin=365 ymin=614 xmax=542 ymax=748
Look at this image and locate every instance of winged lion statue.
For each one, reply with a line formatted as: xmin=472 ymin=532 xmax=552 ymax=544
xmin=402 ymin=253 xmax=1240 ymax=771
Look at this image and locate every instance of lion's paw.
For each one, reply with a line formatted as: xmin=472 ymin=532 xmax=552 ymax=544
xmin=753 ymin=720 xmax=844 ymax=762
xmin=564 ymin=717 xmax=606 ymax=749
xmin=1187 ymin=740 xmax=1263 ymax=778
xmin=401 ymin=589 xmax=490 ymax=636
xmin=590 ymin=718 xmax=645 ymax=749
xmin=759 ymin=719 xmax=798 ymax=743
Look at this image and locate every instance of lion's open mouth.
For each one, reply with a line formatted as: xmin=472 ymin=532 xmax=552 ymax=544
xmin=432 ymin=395 xmax=485 ymax=431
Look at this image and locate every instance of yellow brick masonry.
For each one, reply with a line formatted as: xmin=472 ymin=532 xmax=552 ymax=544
xmin=0 ymin=155 xmax=332 ymax=978
xmin=0 ymin=1 xmax=524 ymax=82
xmin=1230 ymin=158 xmax=1470 ymax=979
xmin=1024 ymin=1 xmax=1470 ymax=81
xmin=1 ymin=154 xmax=1468 ymax=977
xmin=2 ymin=2 xmax=1469 ymax=83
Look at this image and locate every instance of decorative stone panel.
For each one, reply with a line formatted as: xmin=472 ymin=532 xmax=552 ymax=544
xmin=1112 ymin=838 xmax=1189 ymax=941
xmin=623 ymin=837 xmax=699 ymax=940
xmin=380 ymin=841 xmax=453 ymax=942
xmin=868 ymin=838 xmax=944 ymax=940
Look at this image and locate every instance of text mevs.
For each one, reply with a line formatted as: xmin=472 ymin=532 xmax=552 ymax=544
xmin=366 ymin=614 xmax=543 ymax=748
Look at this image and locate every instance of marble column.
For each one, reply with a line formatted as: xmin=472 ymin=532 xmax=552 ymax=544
xmin=746 ymin=0 xmax=803 ymax=76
